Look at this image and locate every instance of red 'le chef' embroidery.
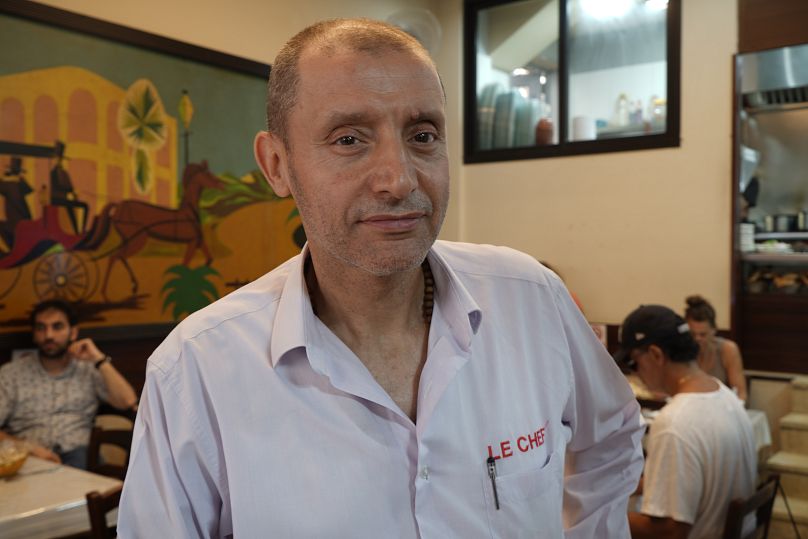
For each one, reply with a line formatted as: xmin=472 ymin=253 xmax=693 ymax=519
xmin=486 ymin=423 xmax=547 ymax=460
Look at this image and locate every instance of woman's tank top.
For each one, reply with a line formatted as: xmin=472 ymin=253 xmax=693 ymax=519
xmin=697 ymin=336 xmax=729 ymax=384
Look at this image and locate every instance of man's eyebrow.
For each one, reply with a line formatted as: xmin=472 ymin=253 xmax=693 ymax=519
xmin=322 ymin=109 xmax=446 ymax=128
xmin=409 ymin=109 xmax=445 ymax=124
xmin=323 ymin=111 xmax=372 ymax=127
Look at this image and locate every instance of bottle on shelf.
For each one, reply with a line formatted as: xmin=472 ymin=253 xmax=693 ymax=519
xmin=616 ymin=93 xmax=629 ymax=127
xmin=535 ymin=111 xmax=553 ymax=146
xmin=650 ymin=97 xmax=667 ymax=129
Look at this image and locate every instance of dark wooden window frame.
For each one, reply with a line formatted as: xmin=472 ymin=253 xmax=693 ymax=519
xmin=463 ymin=0 xmax=682 ymax=164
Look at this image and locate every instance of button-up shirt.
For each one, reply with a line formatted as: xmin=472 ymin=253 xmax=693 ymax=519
xmin=119 ymin=241 xmax=644 ymax=538
xmin=0 ymin=351 xmax=108 ymax=452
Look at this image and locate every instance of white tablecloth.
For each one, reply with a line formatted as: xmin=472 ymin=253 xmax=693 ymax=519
xmin=0 ymin=456 xmax=121 ymax=539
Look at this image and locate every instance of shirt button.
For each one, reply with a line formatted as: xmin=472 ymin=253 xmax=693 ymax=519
xmin=420 ymin=467 xmax=430 ymax=480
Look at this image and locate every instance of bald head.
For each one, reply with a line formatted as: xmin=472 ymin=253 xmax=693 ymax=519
xmin=265 ymin=18 xmax=440 ymax=146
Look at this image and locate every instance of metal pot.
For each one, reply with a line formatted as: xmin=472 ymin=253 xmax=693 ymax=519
xmin=775 ymin=214 xmax=797 ymax=232
xmin=798 ymin=210 xmax=808 ymax=231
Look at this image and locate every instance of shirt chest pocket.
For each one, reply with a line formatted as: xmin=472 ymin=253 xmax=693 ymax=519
xmin=481 ymin=451 xmax=563 ymax=539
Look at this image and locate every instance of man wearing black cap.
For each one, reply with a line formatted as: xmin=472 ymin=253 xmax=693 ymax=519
xmin=615 ymin=305 xmax=756 ymax=539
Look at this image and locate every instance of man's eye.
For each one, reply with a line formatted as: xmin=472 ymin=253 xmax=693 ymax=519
xmin=335 ymin=136 xmax=358 ymax=146
xmin=413 ymin=132 xmax=436 ymax=143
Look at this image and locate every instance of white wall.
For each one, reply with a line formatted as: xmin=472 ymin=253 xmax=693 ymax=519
xmin=40 ymin=0 xmax=738 ymax=327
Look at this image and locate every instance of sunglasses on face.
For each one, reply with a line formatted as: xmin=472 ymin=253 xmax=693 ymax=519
xmin=623 ymin=357 xmax=638 ymax=372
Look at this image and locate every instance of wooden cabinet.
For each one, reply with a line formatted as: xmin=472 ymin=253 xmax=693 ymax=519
xmin=738 ymin=0 xmax=808 ymax=53
xmin=735 ymin=271 xmax=808 ymax=374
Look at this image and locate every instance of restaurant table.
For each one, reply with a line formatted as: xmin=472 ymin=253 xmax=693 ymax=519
xmin=0 ymin=456 xmax=122 ymax=539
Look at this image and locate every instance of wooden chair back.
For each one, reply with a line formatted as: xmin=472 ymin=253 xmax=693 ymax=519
xmin=85 ymin=484 xmax=123 ymax=539
xmin=87 ymin=426 xmax=133 ymax=480
xmin=87 ymin=402 xmax=135 ymax=480
xmin=722 ymin=474 xmax=780 ymax=539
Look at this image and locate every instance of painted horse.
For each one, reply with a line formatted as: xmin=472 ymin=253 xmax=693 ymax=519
xmin=78 ymin=161 xmax=224 ymax=299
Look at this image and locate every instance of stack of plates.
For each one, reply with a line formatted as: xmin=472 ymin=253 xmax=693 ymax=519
xmin=739 ymin=223 xmax=755 ymax=252
xmin=514 ymin=97 xmax=541 ymax=147
xmin=493 ymin=89 xmax=520 ymax=149
xmin=477 ymin=83 xmax=502 ymax=150
xmin=479 ymin=84 xmax=540 ymax=149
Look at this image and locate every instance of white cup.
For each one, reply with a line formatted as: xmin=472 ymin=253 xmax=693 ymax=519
xmin=572 ymin=116 xmax=596 ymax=141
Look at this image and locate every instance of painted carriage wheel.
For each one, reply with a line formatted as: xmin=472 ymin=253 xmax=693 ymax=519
xmin=32 ymin=252 xmax=96 ymax=302
xmin=0 ymin=267 xmax=22 ymax=301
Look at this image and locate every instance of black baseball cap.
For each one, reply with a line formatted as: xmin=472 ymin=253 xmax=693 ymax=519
xmin=613 ymin=304 xmax=693 ymax=370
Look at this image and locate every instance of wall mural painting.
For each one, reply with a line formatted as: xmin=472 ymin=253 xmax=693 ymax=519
xmin=0 ymin=4 xmax=303 ymax=334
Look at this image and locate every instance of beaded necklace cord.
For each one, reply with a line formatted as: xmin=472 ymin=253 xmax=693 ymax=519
xmin=422 ymin=261 xmax=434 ymax=324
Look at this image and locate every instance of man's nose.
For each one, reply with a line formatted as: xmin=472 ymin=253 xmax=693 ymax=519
xmin=369 ymin=138 xmax=417 ymax=199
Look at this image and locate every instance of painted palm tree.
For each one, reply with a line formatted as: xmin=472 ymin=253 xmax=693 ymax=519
xmin=118 ymin=79 xmax=168 ymax=193
xmin=161 ymin=264 xmax=220 ymax=320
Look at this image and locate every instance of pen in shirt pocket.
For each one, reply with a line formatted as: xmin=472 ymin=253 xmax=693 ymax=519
xmin=486 ymin=456 xmax=501 ymax=510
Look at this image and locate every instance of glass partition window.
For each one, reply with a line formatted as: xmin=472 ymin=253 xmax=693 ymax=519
xmin=464 ymin=0 xmax=680 ymax=162
xmin=475 ymin=0 xmax=560 ymax=149
xmin=568 ymin=0 xmax=668 ymax=141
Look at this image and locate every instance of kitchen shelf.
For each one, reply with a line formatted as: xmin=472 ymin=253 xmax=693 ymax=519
xmin=741 ymin=252 xmax=808 ymax=266
xmin=755 ymin=232 xmax=808 ymax=241
xmin=744 ymin=102 xmax=808 ymax=115
xmin=596 ymin=124 xmax=664 ymax=140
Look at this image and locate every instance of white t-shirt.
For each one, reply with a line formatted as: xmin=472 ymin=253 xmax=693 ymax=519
xmin=641 ymin=381 xmax=757 ymax=538
xmin=119 ymin=241 xmax=645 ymax=538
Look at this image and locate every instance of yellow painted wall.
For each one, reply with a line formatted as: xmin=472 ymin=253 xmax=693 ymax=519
xmin=41 ymin=0 xmax=739 ymax=327
xmin=0 ymin=67 xmax=178 ymax=209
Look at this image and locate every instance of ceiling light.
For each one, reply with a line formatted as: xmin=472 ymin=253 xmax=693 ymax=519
xmin=580 ymin=0 xmax=634 ymax=20
xmin=645 ymin=0 xmax=668 ymax=11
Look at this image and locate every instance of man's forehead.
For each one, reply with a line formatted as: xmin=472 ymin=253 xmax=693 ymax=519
xmin=295 ymin=49 xmax=445 ymax=118
xmin=35 ymin=308 xmax=69 ymax=325
xmin=299 ymin=45 xmax=439 ymax=84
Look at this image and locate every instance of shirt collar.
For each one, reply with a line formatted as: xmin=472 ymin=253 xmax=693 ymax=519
xmin=29 ymin=350 xmax=78 ymax=379
xmin=268 ymin=243 xmax=483 ymax=367
xmin=269 ymin=245 xmax=313 ymax=367
xmin=425 ymin=246 xmax=482 ymax=351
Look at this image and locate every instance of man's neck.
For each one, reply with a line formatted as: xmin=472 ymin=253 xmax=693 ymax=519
xmin=305 ymin=252 xmax=426 ymax=344
xmin=664 ymin=362 xmax=717 ymax=396
xmin=39 ymin=354 xmax=71 ymax=376
xmin=305 ymin=251 xmax=432 ymax=421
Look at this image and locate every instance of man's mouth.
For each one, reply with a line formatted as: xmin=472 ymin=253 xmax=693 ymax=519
xmin=360 ymin=212 xmax=425 ymax=230
xmin=38 ymin=340 xmax=67 ymax=359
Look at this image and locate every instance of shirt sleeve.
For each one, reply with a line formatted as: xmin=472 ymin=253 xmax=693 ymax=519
xmin=552 ymin=282 xmax=646 ymax=538
xmin=0 ymin=364 xmax=14 ymax=426
xmin=91 ymin=365 xmax=110 ymax=403
xmin=118 ymin=354 xmax=231 ymax=539
xmin=640 ymin=430 xmax=701 ymax=524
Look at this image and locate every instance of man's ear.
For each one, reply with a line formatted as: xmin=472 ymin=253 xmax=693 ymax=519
xmin=254 ymin=131 xmax=292 ymax=197
xmin=647 ymin=344 xmax=666 ymax=365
